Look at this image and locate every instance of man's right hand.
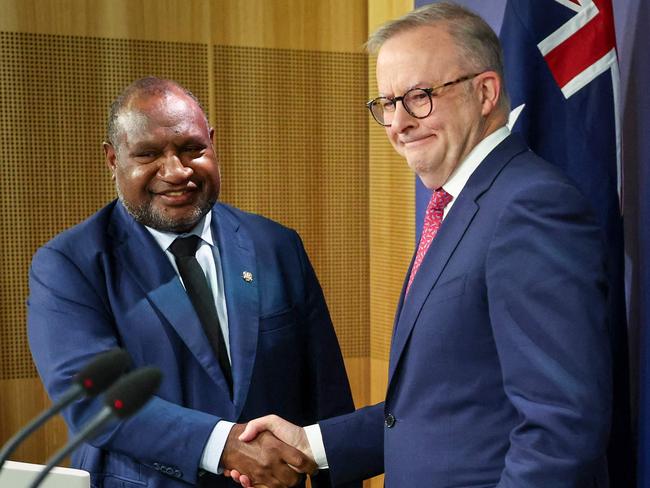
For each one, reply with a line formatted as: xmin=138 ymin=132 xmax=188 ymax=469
xmin=225 ymin=415 xmax=314 ymax=487
xmin=221 ymin=422 xmax=316 ymax=488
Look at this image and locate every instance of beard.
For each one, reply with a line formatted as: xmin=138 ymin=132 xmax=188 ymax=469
xmin=116 ymin=186 xmax=216 ymax=233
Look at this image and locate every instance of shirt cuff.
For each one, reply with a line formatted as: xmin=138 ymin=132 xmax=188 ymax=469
xmin=304 ymin=424 xmax=329 ymax=470
xmin=200 ymin=420 xmax=235 ymax=475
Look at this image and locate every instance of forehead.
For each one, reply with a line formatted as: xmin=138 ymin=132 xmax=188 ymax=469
xmin=116 ymin=91 xmax=209 ymax=145
xmin=375 ymin=25 xmax=461 ymax=92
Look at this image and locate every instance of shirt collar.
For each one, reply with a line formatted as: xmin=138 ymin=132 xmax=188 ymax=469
xmin=442 ymin=125 xmax=510 ymax=199
xmin=145 ymin=211 xmax=214 ymax=252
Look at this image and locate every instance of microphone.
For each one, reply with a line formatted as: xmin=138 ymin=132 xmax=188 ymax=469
xmin=0 ymin=348 xmax=131 ymax=470
xmin=29 ymin=366 xmax=162 ymax=488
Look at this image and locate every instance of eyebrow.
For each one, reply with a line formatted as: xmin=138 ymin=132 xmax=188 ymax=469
xmin=379 ymin=82 xmax=435 ymax=97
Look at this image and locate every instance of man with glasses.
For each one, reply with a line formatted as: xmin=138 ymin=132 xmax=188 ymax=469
xmin=229 ymin=3 xmax=612 ymax=488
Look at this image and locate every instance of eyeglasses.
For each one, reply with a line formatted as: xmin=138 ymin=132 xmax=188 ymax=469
xmin=366 ymin=73 xmax=483 ymax=127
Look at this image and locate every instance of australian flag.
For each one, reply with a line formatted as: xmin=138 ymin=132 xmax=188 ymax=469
xmin=500 ymin=0 xmax=632 ymax=485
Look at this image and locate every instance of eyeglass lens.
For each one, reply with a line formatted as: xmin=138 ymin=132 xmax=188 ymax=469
xmin=370 ymin=88 xmax=433 ymax=126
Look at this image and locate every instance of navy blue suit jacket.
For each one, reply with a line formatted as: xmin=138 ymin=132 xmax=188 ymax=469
xmin=28 ymin=201 xmax=357 ymax=488
xmin=320 ymin=134 xmax=612 ymax=487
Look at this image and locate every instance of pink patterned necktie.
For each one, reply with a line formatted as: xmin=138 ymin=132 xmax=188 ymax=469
xmin=406 ymin=188 xmax=453 ymax=294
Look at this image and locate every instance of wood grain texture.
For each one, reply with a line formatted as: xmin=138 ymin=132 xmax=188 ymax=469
xmin=210 ymin=0 xmax=368 ymax=51
xmin=0 ymin=0 xmax=367 ymax=51
xmin=0 ymin=378 xmax=67 ymax=464
xmin=368 ymin=0 xmax=414 ymax=33
xmin=344 ymin=357 xmax=370 ymax=409
xmin=0 ymin=0 xmax=211 ymax=43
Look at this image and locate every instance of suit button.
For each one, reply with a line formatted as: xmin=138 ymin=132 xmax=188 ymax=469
xmin=385 ymin=413 xmax=396 ymax=428
xmin=165 ymin=467 xmax=175 ymax=475
xmin=153 ymin=462 xmax=161 ymax=471
xmin=174 ymin=469 xmax=182 ymax=478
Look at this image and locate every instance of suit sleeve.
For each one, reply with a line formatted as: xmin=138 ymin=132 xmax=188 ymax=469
xmin=318 ymin=404 xmax=385 ymax=485
xmin=27 ymin=245 xmax=218 ymax=486
xmin=485 ymin=180 xmax=612 ymax=487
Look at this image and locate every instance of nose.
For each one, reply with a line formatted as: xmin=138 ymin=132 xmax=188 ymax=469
xmin=389 ymin=101 xmax=417 ymax=133
xmin=158 ymin=153 xmax=193 ymax=182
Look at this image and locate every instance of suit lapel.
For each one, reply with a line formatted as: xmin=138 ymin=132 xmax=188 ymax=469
xmin=110 ymin=203 xmax=233 ymax=397
xmin=212 ymin=205 xmax=259 ymax=417
xmin=388 ymin=194 xmax=479 ymax=381
xmin=388 ymin=134 xmax=530 ymax=385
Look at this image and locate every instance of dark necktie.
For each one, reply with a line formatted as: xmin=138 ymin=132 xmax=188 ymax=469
xmin=169 ymin=235 xmax=233 ymax=394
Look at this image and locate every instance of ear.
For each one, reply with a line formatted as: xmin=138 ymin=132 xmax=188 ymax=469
xmin=209 ymin=127 xmax=221 ymax=168
xmin=103 ymin=142 xmax=118 ymax=180
xmin=476 ymin=71 xmax=501 ymax=117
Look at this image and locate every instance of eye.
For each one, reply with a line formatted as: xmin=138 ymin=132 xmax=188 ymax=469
xmin=377 ymin=98 xmax=396 ymax=112
xmin=406 ymin=89 xmax=431 ymax=106
xmin=181 ymin=146 xmax=206 ymax=159
xmin=183 ymin=145 xmax=204 ymax=153
xmin=133 ymin=151 xmax=158 ymax=160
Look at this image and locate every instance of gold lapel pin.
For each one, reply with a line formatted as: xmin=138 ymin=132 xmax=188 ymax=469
xmin=242 ymin=271 xmax=253 ymax=283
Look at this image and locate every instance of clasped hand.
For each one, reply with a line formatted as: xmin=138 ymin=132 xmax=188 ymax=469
xmin=222 ymin=416 xmax=313 ymax=488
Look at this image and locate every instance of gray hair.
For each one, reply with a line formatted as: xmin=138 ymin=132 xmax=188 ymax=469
xmin=106 ymin=76 xmax=208 ymax=148
xmin=367 ymin=2 xmax=510 ymax=113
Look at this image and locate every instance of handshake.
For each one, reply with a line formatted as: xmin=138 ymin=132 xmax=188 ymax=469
xmin=222 ymin=415 xmax=315 ymax=488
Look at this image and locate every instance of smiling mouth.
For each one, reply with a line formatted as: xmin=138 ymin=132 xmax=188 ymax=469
xmin=153 ymin=188 xmax=199 ymax=205
xmin=402 ymin=135 xmax=435 ymax=146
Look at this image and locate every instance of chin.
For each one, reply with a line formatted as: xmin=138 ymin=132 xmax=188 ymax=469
xmin=408 ymin=159 xmax=433 ymax=176
xmin=412 ymin=163 xmax=446 ymax=189
xmin=121 ymin=196 xmax=213 ymax=233
xmin=416 ymin=176 xmax=440 ymax=190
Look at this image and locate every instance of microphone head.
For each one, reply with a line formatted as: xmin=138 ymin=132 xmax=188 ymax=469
xmin=104 ymin=367 xmax=162 ymax=419
xmin=74 ymin=348 xmax=132 ymax=396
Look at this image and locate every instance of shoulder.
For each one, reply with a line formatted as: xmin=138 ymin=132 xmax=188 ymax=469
xmin=33 ymin=200 xmax=120 ymax=266
xmin=504 ymin=148 xmax=571 ymax=185
xmin=507 ymin=153 xmax=592 ymax=212
xmin=214 ymin=202 xmax=299 ymax=241
xmin=483 ymin=138 xmax=593 ymax=215
xmin=212 ymin=203 xmax=311 ymax=273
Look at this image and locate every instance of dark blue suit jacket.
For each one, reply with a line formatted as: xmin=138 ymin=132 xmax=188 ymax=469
xmin=28 ymin=201 xmax=357 ymax=488
xmin=320 ymin=134 xmax=612 ymax=487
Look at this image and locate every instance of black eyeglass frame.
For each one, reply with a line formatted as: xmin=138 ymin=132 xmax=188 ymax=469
xmin=366 ymin=72 xmax=484 ymax=127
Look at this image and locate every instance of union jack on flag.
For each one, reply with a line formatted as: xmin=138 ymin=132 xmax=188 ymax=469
xmin=500 ymin=0 xmax=632 ymax=485
xmin=502 ymin=0 xmax=621 ymax=210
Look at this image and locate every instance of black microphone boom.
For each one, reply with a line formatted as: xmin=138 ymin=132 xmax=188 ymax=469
xmin=29 ymin=366 xmax=162 ymax=488
xmin=0 ymin=348 xmax=131 ymax=471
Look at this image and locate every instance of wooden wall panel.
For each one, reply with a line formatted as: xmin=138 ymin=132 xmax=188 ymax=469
xmin=0 ymin=0 xmax=374 ymax=470
xmin=209 ymin=0 xmax=367 ymax=51
xmin=0 ymin=0 xmax=211 ymax=43
xmin=0 ymin=379 xmax=68 ymax=464
xmin=0 ymin=0 xmax=367 ymax=50
xmin=212 ymin=45 xmax=368 ymax=358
